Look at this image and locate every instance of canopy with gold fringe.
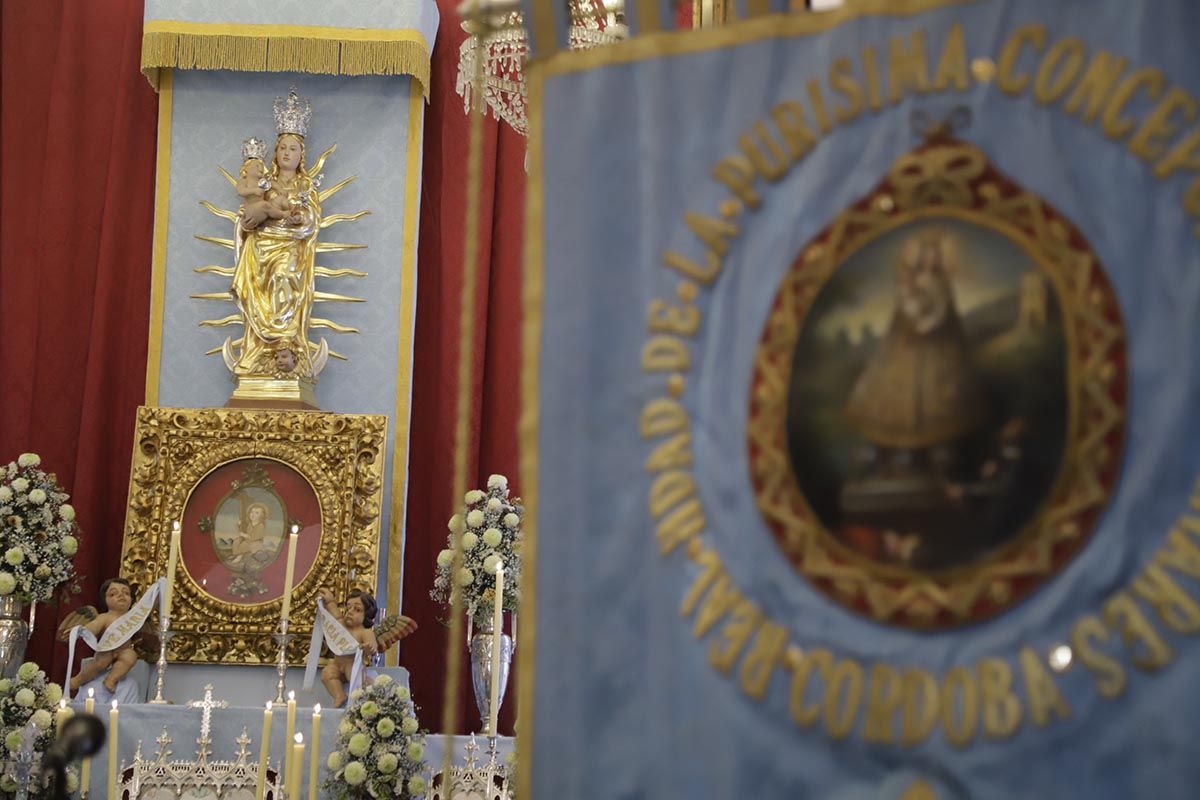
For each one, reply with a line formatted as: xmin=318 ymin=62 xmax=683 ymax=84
xmin=141 ymin=0 xmax=438 ymax=98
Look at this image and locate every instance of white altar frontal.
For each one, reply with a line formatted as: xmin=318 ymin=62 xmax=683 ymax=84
xmin=71 ymin=674 xmax=514 ymax=799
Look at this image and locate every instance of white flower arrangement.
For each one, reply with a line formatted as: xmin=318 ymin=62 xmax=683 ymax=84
xmin=0 ymin=661 xmax=77 ymax=798
xmin=430 ymin=474 xmax=523 ymax=625
xmin=0 ymin=454 xmax=81 ymax=603
xmin=323 ymin=675 xmax=427 ymax=799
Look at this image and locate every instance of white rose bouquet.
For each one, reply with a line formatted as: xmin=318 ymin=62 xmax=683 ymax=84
xmin=0 ymin=454 xmax=81 ymax=603
xmin=430 ymin=474 xmax=523 ymax=625
xmin=323 ymin=675 xmax=428 ymax=799
xmin=0 ymin=661 xmax=76 ymax=798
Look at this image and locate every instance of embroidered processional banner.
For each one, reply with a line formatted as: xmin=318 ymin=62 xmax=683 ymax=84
xmin=522 ymin=0 xmax=1200 ymax=797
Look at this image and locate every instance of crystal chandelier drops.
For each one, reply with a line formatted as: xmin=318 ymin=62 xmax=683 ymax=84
xmin=456 ymin=0 xmax=626 ymax=137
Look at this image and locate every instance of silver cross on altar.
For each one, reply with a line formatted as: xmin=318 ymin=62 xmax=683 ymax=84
xmin=187 ymin=684 xmax=229 ymax=762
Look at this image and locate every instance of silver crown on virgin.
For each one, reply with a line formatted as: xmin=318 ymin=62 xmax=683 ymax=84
xmin=274 ymin=88 xmax=313 ymax=138
xmin=241 ymin=137 xmax=268 ymax=162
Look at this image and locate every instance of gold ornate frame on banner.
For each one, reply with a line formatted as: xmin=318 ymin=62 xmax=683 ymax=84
xmin=747 ymin=133 xmax=1126 ymax=629
xmin=120 ymin=406 xmax=387 ymax=664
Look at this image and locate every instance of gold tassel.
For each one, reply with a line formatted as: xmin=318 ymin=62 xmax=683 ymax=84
xmin=141 ymin=31 xmax=430 ymax=98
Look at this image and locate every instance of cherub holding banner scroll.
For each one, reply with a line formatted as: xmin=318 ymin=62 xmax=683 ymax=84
xmin=317 ymin=588 xmax=379 ymax=707
xmin=305 ymin=588 xmax=418 ymax=706
xmin=56 ymin=579 xmax=143 ymax=693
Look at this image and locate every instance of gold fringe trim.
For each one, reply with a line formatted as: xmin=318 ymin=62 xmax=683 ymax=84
xmin=141 ymin=26 xmax=430 ymax=98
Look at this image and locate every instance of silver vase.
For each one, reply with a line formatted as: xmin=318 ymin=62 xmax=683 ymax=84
xmin=469 ymin=619 xmax=513 ymax=734
xmin=0 ymin=596 xmax=29 ymax=678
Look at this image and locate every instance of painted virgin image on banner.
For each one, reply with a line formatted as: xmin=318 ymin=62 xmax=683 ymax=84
xmin=786 ymin=219 xmax=1067 ymax=572
xmin=748 ymin=136 xmax=1125 ymax=627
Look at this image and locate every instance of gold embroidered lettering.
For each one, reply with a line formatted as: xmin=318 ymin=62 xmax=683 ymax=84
xmin=888 ymin=29 xmax=931 ymax=103
xmin=1018 ymin=646 xmax=1071 ymax=726
xmin=996 ymin=23 xmax=1046 ymax=95
xmin=1072 ymin=614 xmax=1126 ymax=699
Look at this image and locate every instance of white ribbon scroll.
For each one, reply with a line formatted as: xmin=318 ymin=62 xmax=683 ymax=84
xmin=303 ymin=597 xmax=364 ymax=694
xmin=65 ymin=578 xmax=166 ymax=698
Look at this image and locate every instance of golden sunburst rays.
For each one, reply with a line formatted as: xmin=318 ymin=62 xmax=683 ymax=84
xmin=314 ymin=267 xmax=367 ymax=278
xmin=314 ymin=240 xmax=367 ymax=253
xmin=310 ymin=143 xmax=336 ymax=176
xmin=194 ymin=234 xmax=235 ymax=249
xmin=318 ymin=175 xmax=356 ymax=203
xmin=192 ymin=149 xmax=369 ymax=361
xmin=197 ymin=314 xmax=241 ymax=327
xmin=200 ymin=200 xmax=238 ymax=222
xmin=313 ymin=291 xmax=365 ymax=303
xmin=320 ymin=210 xmax=371 ymax=229
xmin=308 ymin=318 xmax=360 ymax=334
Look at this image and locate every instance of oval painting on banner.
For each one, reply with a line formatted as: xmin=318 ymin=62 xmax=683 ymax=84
xmin=748 ymin=135 xmax=1127 ymax=629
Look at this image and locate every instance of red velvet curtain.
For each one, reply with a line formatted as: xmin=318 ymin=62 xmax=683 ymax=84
xmin=0 ymin=0 xmax=158 ymax=673
xmin=1 ymin=0 xmax=526 ymax=732
xmin=399 ymin=0 xmax=526 ymax=735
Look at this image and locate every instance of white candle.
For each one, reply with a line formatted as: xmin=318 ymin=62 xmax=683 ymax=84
xmin=489 ymin=564 xmax=504 ymax=736
xmin=287 ymin=733 xmax=305 ymax=800
xmin=55 ymin=699 xmax=71 ymax=735
xmin=284 ymin=690 xmax=296 ymax=787
xmin=308 ymin=704 xmax=321 ymax=800
xmin=81 ymin=689 xmax=94 ymax=790
xmin=106 ymin=699 xmax=119 ymax=800
xmin=280 ymin=529 xmax=299 ymax=631
xmin=254 ymin=701 xmax=273 ymax=800
xmin=163 ymin=521 xmax=181 ymax=624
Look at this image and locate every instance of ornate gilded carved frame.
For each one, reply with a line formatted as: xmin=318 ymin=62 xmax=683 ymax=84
xmin=120 ymin=406 xmax=386 ymax=664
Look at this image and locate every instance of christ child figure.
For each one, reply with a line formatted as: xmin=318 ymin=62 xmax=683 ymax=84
xmin=56 ymin=578 xmax=141 ymax=693
xmin=318 ymin=588 xmax=379 ymax=708
xmin=228 ymin=501 xmax=271 ymax=570
xmin=237 ymin=157 xmax=290 ymax=229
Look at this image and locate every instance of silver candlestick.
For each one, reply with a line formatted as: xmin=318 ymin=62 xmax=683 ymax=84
xmin=486 ymin=732 xmax=500 ymax=787
xmin=148 ymin=623 xmax=175 ymax=705
xmin=271 ymin=630 xmax=295 ymax=704
xmin=12 ymin=721 xmax=37 ymax=800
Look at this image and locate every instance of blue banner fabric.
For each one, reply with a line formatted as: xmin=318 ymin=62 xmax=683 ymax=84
xmin=523 ymin=1 xmax=1200 ymax=797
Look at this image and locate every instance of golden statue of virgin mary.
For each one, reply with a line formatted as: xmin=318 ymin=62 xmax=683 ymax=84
xmin=193 ymin=88 xmax=369 ymax=408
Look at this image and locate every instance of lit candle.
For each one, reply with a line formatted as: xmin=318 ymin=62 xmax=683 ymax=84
xmin=284 ymin=690 xmax=297 ymax=786
xmin=81 ymin=688 xmax=94 ymax=791
xmin=489 ymin=563 xmax=504 ymax=737
xmin=280 ymin=528 xmax=299 ymax=632
xmin=287 ymin=733 xmax=305 ymax=800
xmin=163 ymin=521 xmax=181 ymax=624
xmin=254 ymin=701 xmax=273 ymax=800
xmin=308 ymin=704 xmax=321 ymax=800
xmin=106 ymin=699 xmax=119 ymax=800
xmin=54 ymin=699 xmax=71 ymax=735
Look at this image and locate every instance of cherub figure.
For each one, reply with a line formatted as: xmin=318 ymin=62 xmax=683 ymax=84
xmin=56 ymin=578 xmax=143 ymax=694
xmin=273 ymin=347 xmax=297 ymax=375
xmin=318 ymin=588 xmax=379 ymax=708
xmin=236 ymin=138 xmax=289 ymax=230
